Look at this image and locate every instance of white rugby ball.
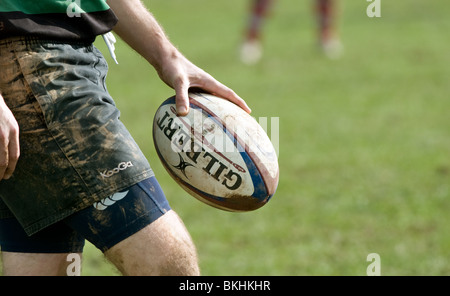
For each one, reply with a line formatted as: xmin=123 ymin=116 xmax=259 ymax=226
xmin=152 ymin=92 xmax=279 ymax=212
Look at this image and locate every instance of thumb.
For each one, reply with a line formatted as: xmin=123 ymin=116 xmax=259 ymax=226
xmin=174 ymin=78 xmax=190 ymax=116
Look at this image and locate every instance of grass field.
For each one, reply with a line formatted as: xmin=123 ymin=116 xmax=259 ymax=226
xmin=2 ymin=0 xmax=449 ymax=276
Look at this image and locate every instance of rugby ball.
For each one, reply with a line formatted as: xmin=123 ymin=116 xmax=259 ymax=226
xmin=152 ymin=92 xmax=279 ymax=212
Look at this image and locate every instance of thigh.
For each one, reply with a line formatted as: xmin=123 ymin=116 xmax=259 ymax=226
xmin=1 ymin=252 xmax=80 ymax=276
xmin=105 ymin=210 xmax=200 ymax=276
xmin=65 ymin=176 xmax=198 ymax=275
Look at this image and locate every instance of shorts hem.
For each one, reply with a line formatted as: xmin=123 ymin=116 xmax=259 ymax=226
xmin=0 ymin=242 xmax=85 ymax=254
xmin=95 ymin=207 xmax=170 ymax=253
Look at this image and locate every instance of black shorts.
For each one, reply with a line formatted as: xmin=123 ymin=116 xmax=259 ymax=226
xmin=0 ymin=37 xmax=154 ymax=235
xmin=0 ymin=177 xmax=171 ymax=253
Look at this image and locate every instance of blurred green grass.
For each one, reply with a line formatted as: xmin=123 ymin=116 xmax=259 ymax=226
xmin=85 ymin=0 xmax=450 ymax=276
xmin=2 ymin=0 xmax=449 ymax=276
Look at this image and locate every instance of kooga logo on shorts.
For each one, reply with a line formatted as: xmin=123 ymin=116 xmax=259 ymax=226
xmin=100 ymin=161 xmax=133 ymax=178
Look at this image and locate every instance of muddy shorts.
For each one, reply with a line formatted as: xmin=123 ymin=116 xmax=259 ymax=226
xmin=0 ymin=37 xmax=164 ymax=239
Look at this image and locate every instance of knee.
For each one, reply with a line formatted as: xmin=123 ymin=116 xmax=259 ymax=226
xmin=157 ymin=237 xmax=200 ymax=276
xmin=152 ymin=212 xmax=200 ymax=275
xmin=105 ymin=210 xmax=200 ymax=276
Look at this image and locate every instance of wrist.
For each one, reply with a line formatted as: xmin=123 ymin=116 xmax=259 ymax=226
xmin=146 ymin=37 xmax=181 ymax=72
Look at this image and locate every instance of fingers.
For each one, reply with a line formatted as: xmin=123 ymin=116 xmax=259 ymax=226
xmin=0 ymin=131 xmax=19 ymax=181
xmin=4 ymin=130 xmax=20 ymax=180
xmin=204 ymin=81 xmax=252 ymax=114
xmin=174 ymin=76 xmax=190 ymax=116
xmin=173 ymin=73 xmax=252 ymax=117
xmin=167 ymin=55 xmax=252 ymax=116
xmin=194 ymin=71 xmax=252 ymax=114
xmin=0 ymin=106 xmax=20 ymax=181
xmin=0 ymin=140 xmax=7 ymax=179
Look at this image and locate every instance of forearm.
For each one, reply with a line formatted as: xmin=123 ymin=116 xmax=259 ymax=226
xmin=107 ymin=0 xmax=179 ymax=72
xmin=106 ymin=0 xmax=251 ymax=115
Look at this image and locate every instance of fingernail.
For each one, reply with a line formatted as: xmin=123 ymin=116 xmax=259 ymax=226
xmin=177 ymin=105 xmax=188 ymax=116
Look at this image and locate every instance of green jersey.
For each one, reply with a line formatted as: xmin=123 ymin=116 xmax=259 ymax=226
xmin=0 ymin=0 xmax=117 ymax=42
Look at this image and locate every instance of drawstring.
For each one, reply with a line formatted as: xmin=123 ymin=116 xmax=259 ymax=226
xmin=102 ymin=32 xmax=118 ymax=64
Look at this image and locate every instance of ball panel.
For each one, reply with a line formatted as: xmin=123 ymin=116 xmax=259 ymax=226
xmin=188 ymin=93 xmax=279 ymax=198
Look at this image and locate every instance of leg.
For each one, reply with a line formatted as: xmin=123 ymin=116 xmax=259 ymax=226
xmin=316 ymin=0 xmax=335 ymax=43
xmin=2 ymin=252 xmax=81 ymax=276
xmin=245 ymin=0 xmax=274 ymax=42
xmin=64 ymin=177 xmax=199 ymax=276
xmin=105 ymin=210 xmax=199 ymax=276
xmin=240 ymin=0 xmax=274 ymax=64
xmin=315 ymin=0 xmax=343 ymax=58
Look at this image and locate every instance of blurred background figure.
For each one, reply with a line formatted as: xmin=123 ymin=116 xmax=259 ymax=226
xmin=240 ymin=0 xmax=343 ymax=64
xmin=316 ymin=0 xmax=343 ymax=59
xmin=240 ymin=0 xmax=273 ymax=65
